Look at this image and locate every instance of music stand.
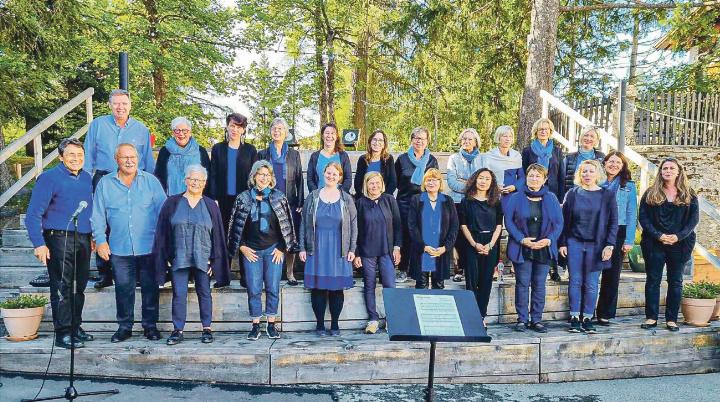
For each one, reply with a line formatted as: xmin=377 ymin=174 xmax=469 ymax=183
xmin=383 ymin=288 xmax=490 ymax=401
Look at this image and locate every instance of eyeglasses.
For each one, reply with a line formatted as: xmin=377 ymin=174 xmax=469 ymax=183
xmin=186 ymin=178 xmax=206 ymax=183
xmin=371 ymin=138 xmax=385 ymax=143
xmin=255 ymin=173 xmax=272 ymax=178
xmin=118 ymin=156 xmax=138 ymax=161
xmin=173 ymin=129 xmax=190 ymax=135
xmin=412 ymin=136 xmax=428 ymax=142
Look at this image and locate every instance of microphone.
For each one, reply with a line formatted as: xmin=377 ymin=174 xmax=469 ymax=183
xmin=70 ymin=201 xmax=88 ymax=220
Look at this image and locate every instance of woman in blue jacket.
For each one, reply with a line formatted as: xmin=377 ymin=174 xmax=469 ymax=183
xmin=559 ymin=160 xmax=618 ymax=334
xmin=504 ymin=163 xmax=563 ymax=333
xmin=595 ymin=151 xmax=637 ymax=326
xmin=306 ymin=123 xmax=353 ymax=193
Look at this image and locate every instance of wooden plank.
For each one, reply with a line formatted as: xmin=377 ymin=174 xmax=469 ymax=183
xmin=664 ymin=92 xmax=671 ymax=144
xmin=542 ymin=359 xmax=720 ymax=383
xmin=703 ymin=92 xmax=711 ymax=145
xmin=670 ymin=92 xmax=676 ymax=145
xmin=684 ymin=92 xmax=691 ymax=145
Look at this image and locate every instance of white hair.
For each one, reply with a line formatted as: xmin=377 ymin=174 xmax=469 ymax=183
xmin=184 ymin=164 xmax=207 ymax=179
xmin=171 ymin=116 xmax=192 ymax=130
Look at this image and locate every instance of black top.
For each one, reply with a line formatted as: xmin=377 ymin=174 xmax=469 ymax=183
xmin=394 ymin=153 xmax=440 ymax=201
xmin=523 ymin=200 xmax=550 ymax=264
xmin=356 ymin=199 xmax=389 ymax=257
xmin=354 ymin=155 xmax=397 ymax=197
xmin=657 ymin=201 xmax=691 ymax=235
xmin=355 ymin=194 xmax=403 ymax=257
xmin=306 ymin=150 xmax=353 ymax=192
xmin=458 ymin=198 xmax=503 ymax=236
xmin=639 ymin=194 xmax=699 ymax=256
xmin=242 ymin=207 xmax=282 ymax=251
xmin=521 ymin=144 xmax=564 ymax=199
xmin=208 ymin=141 xmax=258 ymax=200
xmin=570 ymin=188 xmax=603 ymax=241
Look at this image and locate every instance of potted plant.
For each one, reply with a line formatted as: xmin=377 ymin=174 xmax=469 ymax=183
xmin=680 ymin=282 xmax=716 ymax=326
xmin=0 ymin=294 xmax=48 ymax=341
xmin=627 ymin=229 xmax=645 ymax=273
xmin=698 ymin=281 xmax=720 ymax=321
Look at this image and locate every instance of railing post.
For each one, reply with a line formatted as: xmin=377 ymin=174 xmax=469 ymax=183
xmin=541 ymin=97 xmax=549 ymax=118
xmin=33 ymin=136 xmax=42 ymax=178
xmin=568 ymin=119 xmax=577 ymax=152
xmin=86 ymin=96 xmax=93 ymax=124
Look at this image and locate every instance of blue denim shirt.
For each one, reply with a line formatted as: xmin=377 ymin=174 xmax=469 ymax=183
xmin=91 ymin=170 xmax=167 ymax=256
xmin=615 ymin=181 xmax=638 ymax=245
xmin=83 ymin=115 xmax=155 ymax=173
xmin=446 ymin=152 xmax=484 ymax=203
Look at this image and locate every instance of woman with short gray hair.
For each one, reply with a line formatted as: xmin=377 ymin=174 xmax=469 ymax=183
xmin=257 ymin=117 xmax=304 ymax=286
xmin=154 ymin=117 xmax=211 ymax=196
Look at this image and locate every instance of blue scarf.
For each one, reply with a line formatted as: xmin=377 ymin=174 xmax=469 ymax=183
xmin=269 ymin=142 xmax=288 ymax=186
xmin=602 ymin=176 xmax=621 ymax=193
xmin=575 ymin=148 xmax=596 ymax=172
xmin=408 ymin=147 xmax=430 ymax=186
xmin=530 ymin=139 xmax=554 ymax=169
xmin=461 ymin=148 xmax=479 ymax=164
xmin=420 ymin=192 xmax=443 ymax=272
xmin=250 ymin=187 xmax=272 ymax=233
xmin=165 ymin=137 xmax=201 ymax=196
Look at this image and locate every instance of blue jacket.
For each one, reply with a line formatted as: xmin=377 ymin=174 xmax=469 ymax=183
xmin=559 ymin=187 xmax=618 ymax=271
xmin=503 ymin=188 xmax=563 ymax=265
xmin=615 ymin=181 xmax=638 ymax=245
xmin=25 ymin=164 xmax=93 ymax=247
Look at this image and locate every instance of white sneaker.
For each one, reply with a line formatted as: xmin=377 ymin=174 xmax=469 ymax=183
xmin=365 ymin=321 xmax=379 ymax=334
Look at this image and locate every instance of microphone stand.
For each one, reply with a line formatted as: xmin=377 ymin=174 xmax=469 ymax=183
xmin=23 ymin=215 xmax=119 ymax=401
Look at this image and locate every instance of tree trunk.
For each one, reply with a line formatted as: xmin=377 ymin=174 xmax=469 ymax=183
xmin=325 ymin=29 xmax=336 ymax=124
xmin=314 ymin=5 xmax=327 ymax=128
xmin=152 ymin=68 xmax=167 ymax=106
xmin=0 ymin=125 xmax=13 ymax=193
xmin=517 ymin=0 xmax=560 ymax=150
xmin=350 ymin=29 xmax=369 ymax=143
xmin=143 ymin=0 xmax=166 ymax=106
xmin=628 ymin=13 xmax=640 ymax=85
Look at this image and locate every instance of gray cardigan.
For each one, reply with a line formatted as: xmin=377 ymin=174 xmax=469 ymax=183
xmin=299 ymin=189 xmax=357 ymax=256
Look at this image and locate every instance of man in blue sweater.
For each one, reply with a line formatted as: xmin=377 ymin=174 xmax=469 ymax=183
xmin=25 ymin=138 xmax=94 ymax=349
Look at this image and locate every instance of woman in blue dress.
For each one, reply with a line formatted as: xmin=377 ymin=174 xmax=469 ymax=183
xmin=299 ymin=162 xmax=357 ymax=337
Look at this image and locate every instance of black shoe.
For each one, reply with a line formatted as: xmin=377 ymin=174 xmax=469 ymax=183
xmin=529 ymin=322 xmax=548 ymax=333
xmin=201 ymin=329 xmax=214 ymax=343
xmin=93 ymin=278 xmax=113 ymax=289
xmin=55 ymin=333 xmax=84 ymax=349
xmin=29 ymin=273 xmax=50 ymax=287
xmin=247 ymin=323 xmax=261 ymax=340
xmin=111 ymin=329 xmax=132 ymax=343
xmin=144 ymin=327 xmax=162 ymax=341
xmin=266 ymin=323 xmax=280 ymax=339
xmin=582 ymin=318 xmax=596 ymax=334
xmin=596 ymin=318 xmax=610 ymax=326
xmin=166 ymin=330 xmax=183 ymax=345
xmin=513 ymin=322 xmax=527 ymax=332
xmin=569 ymin=316 xmax=582 ymax=333
xmin=549 ymin=267 xmax=561 ymax=282
xmin=329 ymin=329 xmax=341 ymax=337
xmin=74 ymin=327 xmax=94 ymax=342
xmin=287 ymin=279 xmax=299 ymax=286
xmin=641 ymin=320 xmax=658 ymax=329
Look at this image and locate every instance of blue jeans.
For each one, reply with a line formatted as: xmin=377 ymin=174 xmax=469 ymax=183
xmin=566 ymin=238 xmax=602 ymax=317
xmin=111 ymin=254 xmax=159 ymax=331
xmin=515 ymin=260 xmax=550 ymax=323
xmin=171 ymin=267 xmax=212 ymax=330
xmin=243 ymin=244 xmax=283 ymax=320
xmin=361 ymin=255 xmax=396 ymax=321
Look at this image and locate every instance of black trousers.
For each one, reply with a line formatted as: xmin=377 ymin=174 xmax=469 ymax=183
xmin=92 ymin=170 xmax=112 ymax=283
xmin=641 ymin=240 xmax=688 ymax=322
xmin=44 ymin=230 xmax=91 ymax=334
xmin=464 ymin=232 xmax=499 ymax=317
xmin=397 ymin=198 xmax=411 ymax=273
xmin=453 ymin=203 xmax=468 ymax=275
xmin=596 ymin=225 xmax=626 ymax=320
xmin=218 ymin=194 xmax=245 ymax=285
xmin=415 ymin=272 xmax=445 ymax=289
xmin=310 ymin=289 xmax=344 ymax=330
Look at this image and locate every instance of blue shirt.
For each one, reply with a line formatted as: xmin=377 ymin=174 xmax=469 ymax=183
xmin=83 ymin=115 xmax=155 ymax=173
xmin=367 ymin=160 xmax=381 ymax=173
xmin=91 ymin=170 xmax=167 ymax=256
xmin=227 ymin=147 xmax=238 ymax=195
xmin=25 ymin=164 xmax=93 ymax=248
xmin=316 ymin=153 xmax=341 ymax=188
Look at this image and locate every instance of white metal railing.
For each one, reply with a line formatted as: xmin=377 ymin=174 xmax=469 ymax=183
xmin=0 ymin=88 xmax=94 ymax=208
xmin=540 ymin=89 xmax=720 ymax=271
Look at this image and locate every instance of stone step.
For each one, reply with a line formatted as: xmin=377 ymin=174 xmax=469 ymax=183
xmin=19 ymin=273 xmax=665 ymax=333
xmin=1 ymin=229 xmax=32 ymax=248
xmin=0 ymin=247 xmax=97 ymax=268
xmin=0 ymin=316 xmax=717 ymax=385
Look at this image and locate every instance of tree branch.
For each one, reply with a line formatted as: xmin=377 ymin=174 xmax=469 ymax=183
xmin=561 ymin=1 xmax=710 ymax=12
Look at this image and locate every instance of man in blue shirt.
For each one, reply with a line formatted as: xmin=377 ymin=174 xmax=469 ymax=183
xmin=25 ymin=138 xmax=94 ymax=349
xmin=84 ymin=89 xmax=155 ymax=289
xmin=91 ymin=143 xmax=167 ymax=343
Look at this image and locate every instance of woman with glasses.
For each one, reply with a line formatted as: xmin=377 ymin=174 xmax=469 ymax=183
xmin=560 ymin=126 xmax=605 ymax=199
xmin=395 ymin=127 xmax=439 ymax=282
xmin=306 ymin=123 xmax=353 ymax=192
xmin=154 ymin=117 xmax=211 ymax=196
xmin=353 ymin=129 xmax=397 ymax=198
xmin=153 ymin=165 xmax=230 ymax=345
xmin=257 ymin=118 xmax=304 ymax=286
xmin=227 ymin=161 xmax=298 ymax=340
xmin=521 ymin=118 xmax=564 ymax=199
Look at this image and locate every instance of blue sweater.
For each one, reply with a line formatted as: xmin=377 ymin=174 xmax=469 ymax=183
xmin=503 ymin=188 xmax=564 ymax=265
xmin=25 ymin=164 xmax=93 ymax=247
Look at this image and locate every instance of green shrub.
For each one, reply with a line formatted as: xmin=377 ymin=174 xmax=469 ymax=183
xmin=0 ymin=294 xmax=48 ymax=309
xmin=696 ymin=281 xmax=720 ymax=297
xmin=682 ymin=282 xmax=718 ymax=299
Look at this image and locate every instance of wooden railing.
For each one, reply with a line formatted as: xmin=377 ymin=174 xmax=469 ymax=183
xmin=0 ymin=88 xmax=94 ymax=208
xmin=540 ymin=89 xmax=720 ymax=272
xmin=636 ymin=91 xmax=720 ymax=147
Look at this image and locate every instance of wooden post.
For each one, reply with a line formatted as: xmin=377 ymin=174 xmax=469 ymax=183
xmin=33 ymin=136 xmax=42 ymax=178
xmin=14 ymin=163 xmax=21 ymax=180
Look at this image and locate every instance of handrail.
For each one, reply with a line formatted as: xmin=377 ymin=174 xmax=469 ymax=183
xmin=540 ymin=89 xmax=720 ymax=272
xmin=0 ymin=88 xmax=94 ymax=208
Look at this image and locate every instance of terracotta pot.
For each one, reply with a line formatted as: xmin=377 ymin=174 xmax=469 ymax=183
xmin=1 ymin=306 xmax=45 ymax=341
xmin=712 ymin=297 xmax=720 ymax=321
xmin=681 ymin=298 xmax=716 ymax=326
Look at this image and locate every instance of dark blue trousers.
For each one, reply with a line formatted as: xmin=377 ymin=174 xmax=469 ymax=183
xmin=641 ymin=241 xmax=687 ymax=322
xmin=111 ymin=254 xmax=159 ymax=331
xmin=361 ymin=255 xmax=396 ymax=321
xmin=566 ymin=238 xmax=602 ymax=317
xmin=171 ymin=267 xmax=212 ymax=330
xmin=515 ymin=260 xmax=550 ymax=324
